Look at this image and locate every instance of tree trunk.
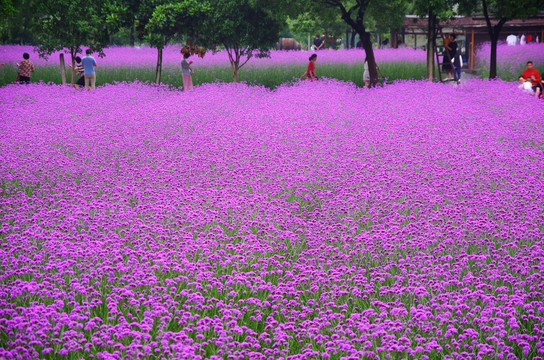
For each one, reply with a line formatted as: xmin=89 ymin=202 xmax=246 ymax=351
xmin=351 ymin=30 xmax=356 ymax=48
xmin=481 ymin=0 xmax=506 ymax=79
xmin=391 ymin=29 xmax=397 ymax=48
xmin=59 ymin=54 xmax=67 ymax=84
xmin=488 ymin=23 xmax=505 ymax=79
xmin=70 ymin=49 xmax=76 ymax=85
xmin=231 ymin=48 xmax=240 ymax=82
xmin=489 ymin=35 xmax=498 ymax=79
xmin=360 ymin=31 xmax=378 ymax=86
xmin=129 ymin=23 xmax=135 ymax=47
xmin=426 ymin=10 xmax=436 ymax=80
xmin=155 ymin=47 xmax=163 ymax=84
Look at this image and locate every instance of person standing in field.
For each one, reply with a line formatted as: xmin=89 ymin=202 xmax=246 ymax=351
xmin=68 ymin=56 xmax=85 ymax=89
xmin=81 ymin=49 xmax=97 ymax=90
xmin=521 ymin=61 xmax=541 ymax=97
xmin=17 ymin=53 xmax=34 ymax=84
xmin=453 ymin=47 xmax=463 ymax=82
xmin=181 ymin=51 xmax=194 ymax=91
xmin=442 ymin=34 xmax=457 ymax=80
xmin=301 ymin=54 xmax=317 ymax=81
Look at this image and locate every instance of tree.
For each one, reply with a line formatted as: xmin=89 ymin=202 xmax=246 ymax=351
xmin=104 ymin=0 xmax=143 ymax=46
xmin=199 ymin=0 xmax=282 ymax=82
xmin=293 ymin=12 xmax=351 ymax=49
xmin=0 ymin=0 xmax=17 ymax=43
xmin=0 ymin=0 xmax=15 ymax=16
xmin=35 ymin=0 xmax=109 ymax=84
xmin=368 ymin=0 xmax=409 ymax=49
xmin=478 ymin=0 xmax=540 ymax=79
xmin=320 ymin=0 xmax=380 ymax=85
xmin=287 ymin=12 xmax=322 ymax=46
xmin=412 ymin=0 xmax=458 ymax=80
xmin=143 ymin=0 xmax=209 ymax=84
xmin=1 ymin=0 xmax=41 ymax=44
xmin=285 ymin=0 xmax=409 ymax=85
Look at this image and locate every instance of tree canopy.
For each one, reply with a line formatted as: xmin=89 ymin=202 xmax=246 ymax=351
xmin=32 ymin=0 xmax=109 ymax=82
xmin=477 ymin=0 xmax=541 ymax=78
xmin=199 ymin=0 xmax=282 ymax=82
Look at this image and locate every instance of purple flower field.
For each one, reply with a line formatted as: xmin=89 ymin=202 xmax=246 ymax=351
xmin=1 ymin=80 xmax=544 ymax=360
xmin=475 ymin=43 xmax=544 ymax=79
xmin=0 ymin=45 xmax=426 ymax=68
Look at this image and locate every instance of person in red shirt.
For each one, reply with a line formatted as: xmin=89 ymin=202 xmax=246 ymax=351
xmin=301 ymin=54 xmax=317 ymax=81
xmin=521 ymin=61 xmax=541 ymax=97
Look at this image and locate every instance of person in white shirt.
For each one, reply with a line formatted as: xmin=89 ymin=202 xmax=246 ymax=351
xmin=518 ymin=76 xmax=533 ymax=94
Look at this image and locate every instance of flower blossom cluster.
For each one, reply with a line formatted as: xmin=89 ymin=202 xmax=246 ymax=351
xmin=1 ymin=79 xmax=544 ymax=359
xmin=0 ymin=45 xmax=426 ymax=68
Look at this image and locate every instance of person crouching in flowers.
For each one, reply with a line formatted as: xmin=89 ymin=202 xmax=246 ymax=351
xmin=301 ymin=54 xmax=317 ymax=81
xmin=181 ymin=51 xmax=194 ymax=91
xmin=68 ymin=56 xmax=85 ymax=89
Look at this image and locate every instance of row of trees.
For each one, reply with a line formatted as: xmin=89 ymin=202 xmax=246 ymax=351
xmin=297 ymin=0 xmax=539 ymax=81
xmin=1 ymin=0 xmax=541 ymax=84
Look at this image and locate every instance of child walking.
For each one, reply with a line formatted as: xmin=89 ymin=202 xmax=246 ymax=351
xmin=181 ymin=52 xmax=193 ymax=91
xmin=301 ymin=54 xmax=317 ymax=81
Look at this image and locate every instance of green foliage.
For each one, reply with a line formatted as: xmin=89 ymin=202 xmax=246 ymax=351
xmin=288 ymin=12 xmax=320 ymax=35
xmin=368 ymin=0 xmax=409 ymax=32
xmin=144 ymin=0 xmax=210 ymax=48
xmin=248 ymin=0 xmax=306 ymax=19
xmin=287 ymin=11 xmax=349 ymax=50
xmin=34 ymin=0 xmax=110 ymax=59
xmin=199 ymin=0 xmax=283 ymax=81
xmin=1 ymin=0 xmax=16 ymax=15
xmin=411 ymin=0 xmax=458 ymax=20
xmin=478 ymin=0 xmax=541 ymax=22
xmin=104 ymin=0 xmax=141 ymax=28
xmin=312 ymin=1 xmax=381 ymax=83
xmin=0 ymin=0 xmax=41 ymax=44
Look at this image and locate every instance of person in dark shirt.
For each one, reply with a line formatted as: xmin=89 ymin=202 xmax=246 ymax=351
xmin=68 ymin=56 xmax=85 ymax=89
xmin=453 ymin=48 xmax=463 ymax=82
xmin=443 ymin=34 xmax=458 ymax=80
xmin=312 ymin=34 xmax=324 ymax=51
